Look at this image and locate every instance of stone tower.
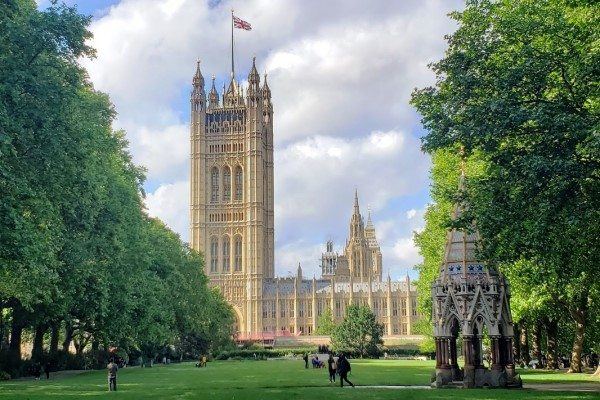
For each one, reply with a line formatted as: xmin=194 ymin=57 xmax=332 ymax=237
xmin=344 ymin=190 xmax=378 ymax=282
xmin=189 ymin=58 xmax=274 ymax=335
xmin=365 ymin=209 xmax=383 ymax=281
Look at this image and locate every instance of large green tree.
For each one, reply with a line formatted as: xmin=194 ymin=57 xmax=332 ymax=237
xmin=412 ymin=0 xmax=599 ymax=372
xmin=332 ymin=305 xmax=383 ymax=358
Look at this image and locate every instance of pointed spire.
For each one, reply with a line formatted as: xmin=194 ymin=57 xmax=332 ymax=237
xmin=192 ymin=59 xmax=204 ymax=88
xmin=247 ymin=56 xmax=261 ymax=97
xmin=262 ymin=72 xmax=271 ymax=98
xmin=366 ymin=206 xmax=374 ymax=230
xmin=438 ymin=149 xmax=495 ymax=281
xmin=209 ymin=74 xmax=219 ymax=109
xmin=354 ymin=189 xmax=360 ymax=213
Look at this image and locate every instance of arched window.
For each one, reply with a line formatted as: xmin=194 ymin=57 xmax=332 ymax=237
xmin=234 ymin=236 xmax=242 ymax=271
xmin=223 ymin=166 xmax=231 ymax=202
xmin=235 ymin=166 xmax=243 ymax=201
xmin=210 ymin=167 xmax=219 ymax=203
xmin=222 ymin=236 xmax=230 ymax=272
xmin=210 ymin=237 xmax=218 ymax=273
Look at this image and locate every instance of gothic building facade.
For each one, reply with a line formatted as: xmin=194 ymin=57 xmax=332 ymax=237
xmin=189 ymin=59 xmax=419 ymax=338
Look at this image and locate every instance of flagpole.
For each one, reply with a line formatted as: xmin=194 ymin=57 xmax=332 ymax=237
xmin=231 ymin=9 xmax=234 ymax=80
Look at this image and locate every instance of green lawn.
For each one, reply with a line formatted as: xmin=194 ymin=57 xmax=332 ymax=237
xmin=0 ymin=359 xmax=597 ymax=400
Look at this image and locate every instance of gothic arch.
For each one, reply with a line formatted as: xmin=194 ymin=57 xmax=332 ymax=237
xmin=209 ymin=236 xmax=219 ymax=273
xmin=222 ymin=234 xmax=231 ymax=272
xmin=222 ymin=165 xmax=231 ymax=202
xmin=210 ymin=167 xmax=219 ymax=203
xmin=234 ymin=165 xmax=243 ymax=202
xmin=233 ymin=234 xmax=243 ymax=272
xmin=231 ymin=305 xmax=244 ymax=335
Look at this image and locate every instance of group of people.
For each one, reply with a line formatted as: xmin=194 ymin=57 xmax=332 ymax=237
xmin=303 ymin=352 xmax=355 ymax=387
xmin=30 ymin=362 xmax=51 ymax=380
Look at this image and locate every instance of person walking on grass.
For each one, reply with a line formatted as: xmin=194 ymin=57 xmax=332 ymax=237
xmin=327 ymin=353 xmax=337 ymax=383
xmin=107 ymin=358 xmax=118 ymax=391
xmin=337 ymin=353 xmax=354 ymax=387
xmin=303 ymin=353 xmax=309 ymax=369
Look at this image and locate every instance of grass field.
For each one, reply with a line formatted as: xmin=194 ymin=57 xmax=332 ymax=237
xmin=0 ymin=359 xmax=598 ymax=400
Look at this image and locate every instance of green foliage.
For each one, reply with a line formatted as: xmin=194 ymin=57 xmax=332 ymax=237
xmin=331 ymin=305 xmax=384 ymax=358
xmin=411 ymin=0 xmax=600 ymax=372
xmin=315 ymin=307 xmax=336 ymax=335
xmin=0 ymin=0 xmax=232 ymax=376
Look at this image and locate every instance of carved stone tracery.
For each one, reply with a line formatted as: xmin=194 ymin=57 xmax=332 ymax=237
xmin=431 ymin=174 xmax=521 ymax=389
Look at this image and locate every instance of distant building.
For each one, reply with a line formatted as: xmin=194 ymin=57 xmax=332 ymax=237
xmin=189 ymin=59 xmax=419 ymax=339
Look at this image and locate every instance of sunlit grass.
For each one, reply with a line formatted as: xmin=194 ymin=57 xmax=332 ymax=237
xmin=0 ymin=359 xmax=597 ymax=399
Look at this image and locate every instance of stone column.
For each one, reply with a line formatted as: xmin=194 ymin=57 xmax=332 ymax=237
xmin=441 ymin=337 xmax=450 ymax=368
xmin=450 ymin=336 xmax=461 ymax=380
xmin=491 ymin=336 xmax=502 ymax=370
xmin=465 ymin=336 xmax=476 ymax=367
xmin=462 ymin=335 xmax=475 ymax=388
xmin=435 ymin=338 xmax=442 ymax=368
xmin=473 ymin=334 xmax=483 ymax=368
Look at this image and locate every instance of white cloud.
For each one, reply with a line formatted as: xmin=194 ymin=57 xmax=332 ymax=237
xmin=275 ymin=130 xmax=426 ymax=224
xmin=81 ymin=0 xmax=462 ymax=279
xmin=145 ymin=181 xmax=189 ymax=238
xmin=129 ymin=124 xmax=189 ymax=182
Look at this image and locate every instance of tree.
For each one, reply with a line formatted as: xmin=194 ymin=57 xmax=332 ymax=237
xmin=331 ymin=305 xmax=383 ymax=358
xmin=412 ymin=0 xmax=599 ymax=373
xmin=315 ymin=307 xmax=336 ymax=335
xmin=0 ymin=0 xmax=234 ymax=376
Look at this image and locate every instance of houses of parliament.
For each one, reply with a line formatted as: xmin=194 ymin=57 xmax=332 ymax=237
xmin=189 ymin=58 xmax=419 ymax=339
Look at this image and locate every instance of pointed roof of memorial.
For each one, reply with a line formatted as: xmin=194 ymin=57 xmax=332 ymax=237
xmin=439 ymin=167 xmax=497 ymax=282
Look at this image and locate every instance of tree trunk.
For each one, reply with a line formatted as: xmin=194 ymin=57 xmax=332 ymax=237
xmin=62 ymin=325 xmax=74 ymax=353
xmin=513 ymin=323 xmax=521 ymax=364
xmin=520 ymin=321 xmax=530 ymax=366
xmin=531 ymin=321 xmax=542 ymax=367
xmin=50 ymin=322 xmax=60 ymax=356
xmin=0 ymin=307 xmax=7 ymax=351
xmin=594 ymin=365 xmax=600 ymax=377
xmin=568 ymin=306 xmax=586 ymax=373
xmin=74 ymin=340 xmax=83 ymax=357
xmin=545 ymin=318 xmax=558 ymax=370
xmin=9 ymin=304 xmax=25 ymax=361
xmin=32 ymin=324 xmax=47 ymax=361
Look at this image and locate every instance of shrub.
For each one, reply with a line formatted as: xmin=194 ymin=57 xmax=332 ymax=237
xmin=0 ymin=371 xmax=10 ymax=381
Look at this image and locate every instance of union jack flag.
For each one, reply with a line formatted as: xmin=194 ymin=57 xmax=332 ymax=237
xmin=233 ymin=15 xmax=252 ymax=31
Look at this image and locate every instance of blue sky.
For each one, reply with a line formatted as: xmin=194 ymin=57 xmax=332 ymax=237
xmin=39 ymin=0 xmax=463 ymax=279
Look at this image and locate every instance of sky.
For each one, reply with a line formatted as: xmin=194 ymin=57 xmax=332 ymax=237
xmin=36 ymin=0 xmax=463 ymax=280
